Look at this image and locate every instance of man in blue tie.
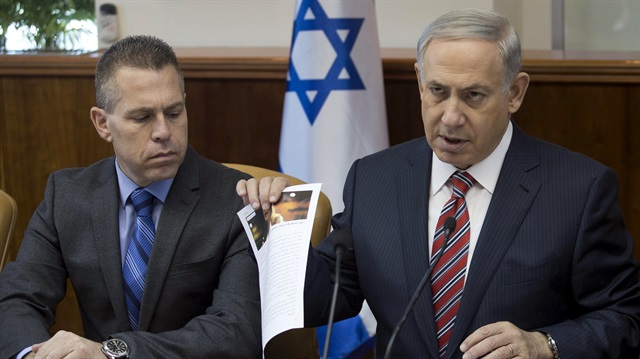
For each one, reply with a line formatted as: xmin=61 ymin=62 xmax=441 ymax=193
xmin=0 ymin=35 xmax=261 ymax=358
xmin=238 ymin=8 xmax=640 ymax=359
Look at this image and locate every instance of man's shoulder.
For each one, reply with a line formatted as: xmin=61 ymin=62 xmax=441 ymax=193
xmin=183 ymin=148 xmax=252 ymax=182
xmin=359 ymin=137 xmax=428 ymax=167
xmin=363 ymin=137 xmax=427 ymax=160
xmin=528 ymin=134 xmax=609 ymax=172
xmin=175 ymin=148 xmax=252 ymax=199
xmin=50 ymin=157 xmax=115 ymax=182
xmin=509 ymin=123 xmax=605 ymax=169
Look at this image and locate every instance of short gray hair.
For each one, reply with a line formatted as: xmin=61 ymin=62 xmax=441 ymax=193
xmin=95 ymin=35 xmax=184 ymax=113
xmin=416 ymin=8 xmax=521 ymax=93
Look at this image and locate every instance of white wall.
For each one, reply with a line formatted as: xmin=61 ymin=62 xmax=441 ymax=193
xmin=95 ymin=0 xmax=552 ymax=51
xmin=495 ymin=0 xmax=553 ymax=50
xmin=564 ymin=0 xmax=640 ymax=52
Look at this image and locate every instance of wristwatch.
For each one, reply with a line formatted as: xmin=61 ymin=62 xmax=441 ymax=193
xmin=101 ymin=338 xmax=129 ymax=359
xmin=546 ymin=333 xmax=559 ymax=359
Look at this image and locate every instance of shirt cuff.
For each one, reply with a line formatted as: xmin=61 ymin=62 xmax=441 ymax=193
xmin=15 ymin=346 xmax=33 ymax=359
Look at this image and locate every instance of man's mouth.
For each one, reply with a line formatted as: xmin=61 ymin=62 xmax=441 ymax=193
xmin=153 ymin=151 xmax=173 ymax=157
xmin=442 ymin=136 xmax=465 ymax=144
xmin=150 ymin=152 xmax=175 ymax=161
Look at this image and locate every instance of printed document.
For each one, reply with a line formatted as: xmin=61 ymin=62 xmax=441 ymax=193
xmin=237 ymin=183 xmax=322 ymax=349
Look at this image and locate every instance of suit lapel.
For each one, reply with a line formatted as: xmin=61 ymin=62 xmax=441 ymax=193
xmin=138 ymin=148 xmax=201 ymax=330
xmin=447 ymin=125 xmax=542 ymax=356
xmin=91 ymin=159 xmax=132 ymax=331
xmin=397 ymin=140 xmax=440 ymax=358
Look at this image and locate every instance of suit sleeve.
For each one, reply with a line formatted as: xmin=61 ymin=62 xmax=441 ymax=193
xmin=539 ymin=168 xmax=640 ymax=357
xmin=0 ymin=174 xmax=71 ymax=358
xmin=304 ymin=160 xmax=365 ymax=327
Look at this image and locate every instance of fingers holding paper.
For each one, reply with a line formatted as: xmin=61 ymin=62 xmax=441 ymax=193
xmin=236 ymin=176 xmax=290 ymax=210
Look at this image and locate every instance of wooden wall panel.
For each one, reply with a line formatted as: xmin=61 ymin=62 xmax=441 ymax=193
xmin=185 ymin=78 xmax=285 ymax=169
xmin=625 ymin=86 xmax=640 ymax=259
xmin=516 ymin=83 xmax=628 ymax=172
xmin=1 ymin=75 xmax=113 ymax=260
xmin=1 ymin=49 xmax=639 ymax=336
xmin=383 ymin=77 xmax=423 ymax=146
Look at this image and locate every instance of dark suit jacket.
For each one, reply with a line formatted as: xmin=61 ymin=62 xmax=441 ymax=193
xmin=0 ymin=147 xmax=261 ymax=358
xmin=305 ymin=124 xmax=640 ymax=358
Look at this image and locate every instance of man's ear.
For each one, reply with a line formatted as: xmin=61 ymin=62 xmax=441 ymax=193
xmin=508 ymin=72 xmax=530 ymax=114
xmin=90 ymin=107 xmax=112 ymax=143
xmin=414 ymin=62 xmax=425 ymax=96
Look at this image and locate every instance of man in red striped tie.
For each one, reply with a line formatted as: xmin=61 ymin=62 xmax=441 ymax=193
xmin=240 ymin=8 xmax=640 ymax=359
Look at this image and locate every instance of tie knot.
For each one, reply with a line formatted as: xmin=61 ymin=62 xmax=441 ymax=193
xmin=451 ymin=171 xmax=475 ymax=197
xmin=130 ymin=188 xmax=154 ymax=217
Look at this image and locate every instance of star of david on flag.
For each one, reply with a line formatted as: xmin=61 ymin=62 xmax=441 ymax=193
xmin=286 ymin=0 xmax=365 ymax=125
xmin=280 ymin=0 xmax=388 ymax=213
xmin=279 ymin=0 xmax=389 ymax=358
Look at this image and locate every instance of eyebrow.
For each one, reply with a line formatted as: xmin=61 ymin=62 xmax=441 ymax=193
xmin=124 ymin=101 xmax=185 ymax=116
xmin=426 ymin=80 xmax=492 ymax=93
xmin=426 ymin=80 xmax=445 ymax=88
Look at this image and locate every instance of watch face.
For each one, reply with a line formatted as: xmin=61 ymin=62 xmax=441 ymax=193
xmin=105 ymin=338 xmax=128 ymax=355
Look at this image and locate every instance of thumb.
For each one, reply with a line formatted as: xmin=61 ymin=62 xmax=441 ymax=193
xmin=31 ymin=342 xmax=44 ymax=352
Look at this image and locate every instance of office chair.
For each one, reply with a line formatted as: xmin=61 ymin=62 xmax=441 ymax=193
xmin=223 ymin=163 xmax=332 ymax=247
xmin=224 ymin=163 xmax=334 ymax=359
xmin=0 ymin=189 xmax=18 ymax=272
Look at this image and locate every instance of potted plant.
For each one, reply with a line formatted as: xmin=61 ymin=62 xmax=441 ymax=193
xmin=1 ymin=0 xmax=95 ymax=51
xmin=0 ymin=1 xmax=20 ymax=50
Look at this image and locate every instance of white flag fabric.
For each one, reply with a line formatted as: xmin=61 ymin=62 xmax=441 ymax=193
xmin=279 ymin=0 xmax=389 ymax=212
xmin=279 ymin=0 xmax=388 ymax=357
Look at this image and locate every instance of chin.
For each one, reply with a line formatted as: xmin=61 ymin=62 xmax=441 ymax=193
xmin=149 ymin=166 xmax=179 ymax=182
xmin=435 ymin=152 xmax=468 ymax=169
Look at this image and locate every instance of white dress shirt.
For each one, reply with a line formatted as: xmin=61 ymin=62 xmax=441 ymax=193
xmin=428 ymin=121 xmax=513 ymax=278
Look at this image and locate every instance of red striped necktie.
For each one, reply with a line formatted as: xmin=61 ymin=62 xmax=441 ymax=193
xmin=431 ymin=171 xmax=476 ymax=358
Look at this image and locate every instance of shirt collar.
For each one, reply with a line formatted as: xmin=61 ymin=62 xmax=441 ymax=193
xmin=115 ymin=157 xmax=174 ymax=207
xmin=431 ymin=121 xmax=513 ymax=195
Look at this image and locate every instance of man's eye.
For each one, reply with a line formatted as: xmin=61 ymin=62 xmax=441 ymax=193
xmin=166 ymin=112 xmax=181 ymax=119
xmin=134 ymin=115 xmax=150 ymax=122
xmin=468 ymin=91 xmax=484 ymax=101
xmin=429 ymin=87 xmax=445 ymax=96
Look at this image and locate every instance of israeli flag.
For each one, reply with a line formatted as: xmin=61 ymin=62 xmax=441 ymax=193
xmin=279 ymin=0 xmax=389 ymax=212
xmin=279 ymin=0 xmax=388 ymax=357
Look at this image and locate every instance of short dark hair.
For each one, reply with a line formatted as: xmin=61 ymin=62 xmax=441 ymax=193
xmin=95 ymin=35 xmax=184 ymax=112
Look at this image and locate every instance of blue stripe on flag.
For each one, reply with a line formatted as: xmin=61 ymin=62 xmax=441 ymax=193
xmin=317 ymin=316 xmax=376 ymax=359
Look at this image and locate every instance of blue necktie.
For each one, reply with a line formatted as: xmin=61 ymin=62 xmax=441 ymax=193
xmin=122 ymin=188 xmax=155 ymax=330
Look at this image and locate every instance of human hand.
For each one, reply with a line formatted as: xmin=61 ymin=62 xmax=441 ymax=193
xmin=236 ymin=176 xmax=290 ymax=210
xmin=460 ymin=321 xmax=553 ymax=359
xmin=31 ymin=330 xmax=103 ymax=359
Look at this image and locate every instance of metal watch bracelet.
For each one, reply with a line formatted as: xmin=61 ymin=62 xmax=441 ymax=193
xmin=546 ymin=333 xmax=559 ymax=359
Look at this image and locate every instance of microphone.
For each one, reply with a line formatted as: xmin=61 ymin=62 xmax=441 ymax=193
xmin=443 ymin=217 xmax=456 ymax=242
xmin=383 ymin=217 xmax=457 ymax=359
xmin=322 ymin=229 xmax=353 ymax=359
